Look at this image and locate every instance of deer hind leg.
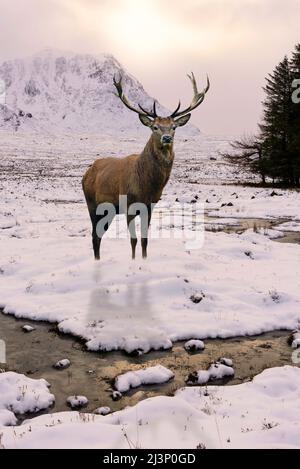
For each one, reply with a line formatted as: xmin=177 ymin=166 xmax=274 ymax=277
xmin=141 ymin=205 xmax=152 ymax=259
xmin=89 ymin=209 xmax=101 ymax=260
xmin=127 ymin=214 xmax=137 ymax=259
xmin=85 ymin=202 xmax=100 ymax=260
xmin=89 ymin=207 xmax=114 ymax=261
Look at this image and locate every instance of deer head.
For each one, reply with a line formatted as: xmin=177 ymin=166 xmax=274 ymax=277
xmin=113 ymin=72 xmax=210 ymax=147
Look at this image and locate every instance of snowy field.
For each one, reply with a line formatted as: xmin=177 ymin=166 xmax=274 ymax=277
xmin=0 ymin=129 xmax=300 ymax=448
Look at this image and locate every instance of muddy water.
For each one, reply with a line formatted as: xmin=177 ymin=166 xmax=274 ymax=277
xmin=205 ymin=216 xmax=282 ymax=234
xmin=206 ymin=215 xmax=300 ymax=245
xmin=155 ymin=207 xmax=300 ymax=245
xmin=0 ymin=312 xmax=295 ymax=419
xmin=276 ymin=231 xmax=300 ymax=244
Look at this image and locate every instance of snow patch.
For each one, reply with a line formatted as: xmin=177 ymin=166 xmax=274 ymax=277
xmin=0 ymin=372 xmax=54 ymax=425
xmin=187 ymin=360 xmax=235 ymax=385
xmin=115 ymin=365 xmax=174 ymax=393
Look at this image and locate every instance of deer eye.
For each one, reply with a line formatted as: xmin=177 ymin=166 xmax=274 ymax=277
xmin=172 ymin=125 xmax=176 ymax=130
xmin=153 ymin=125 xmax=159 ymax=131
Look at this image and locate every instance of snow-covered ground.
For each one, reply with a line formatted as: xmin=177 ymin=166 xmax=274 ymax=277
xmin=1 ymin=366 xmax=300 ymax=449
xmin=0 ymin=131 xmax=299 ymax=354
xmin=0 ymin=198 xmax=299 ymax=352
xmin=0 ymin=128 xmax=300 ymax=448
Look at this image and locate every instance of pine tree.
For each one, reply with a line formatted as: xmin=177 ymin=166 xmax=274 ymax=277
xmin=225 ymin=46 xmax=300 ymax=187
xmin=259 ymin=56 xmax=294 ymax=185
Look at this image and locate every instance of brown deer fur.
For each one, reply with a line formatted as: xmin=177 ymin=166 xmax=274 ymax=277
xmin=82 ymin=73 xmax=209 ymax=260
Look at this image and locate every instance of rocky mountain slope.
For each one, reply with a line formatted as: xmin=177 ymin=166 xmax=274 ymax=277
xmin=0 ymin=49 xmax=199 ymax=136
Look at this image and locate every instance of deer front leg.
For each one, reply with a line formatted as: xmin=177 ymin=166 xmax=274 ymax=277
xmin=141 ymin=205 xmax=152 ymax=259
xmin=127 ymin=214 xmax=137 ymax=259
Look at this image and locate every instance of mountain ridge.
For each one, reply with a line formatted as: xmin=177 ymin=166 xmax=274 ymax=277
xmin=0 ymin=50 xmax=200 ymax=136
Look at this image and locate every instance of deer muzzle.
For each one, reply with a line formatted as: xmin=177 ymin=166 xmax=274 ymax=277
xmin=161 ymin=135 xmax=173 ymax=145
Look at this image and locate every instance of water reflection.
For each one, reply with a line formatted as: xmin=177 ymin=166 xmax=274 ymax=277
xmin=86 ymin=265 xmax=171 ymax=353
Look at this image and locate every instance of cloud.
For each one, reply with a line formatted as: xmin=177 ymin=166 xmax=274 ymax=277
xmin=0 ymin=0 xmax=299 ymax=134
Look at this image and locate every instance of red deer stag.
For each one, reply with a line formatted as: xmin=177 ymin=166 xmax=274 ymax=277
xmin=82 ymin=73 xmax=210 ymax=260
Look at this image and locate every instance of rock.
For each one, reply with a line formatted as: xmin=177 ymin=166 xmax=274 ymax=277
xmin=219 ymin=357 xmax=233 ymax=367
xmin=289 ymin=330 xmax=300 ymax=349
xmin=66 ymin=395 xmax=88 ymax=409
xmin=94 ymin=406 xmax=111 ymax=415
xmin=186 ymin=371 xmax=199 ymax=384
xmin=54 ymin=359 xmax=71 ymax=370
xmin=244 ymin=251 xmax=254 ymax=259
xmin=111 ymin=391 xmax=122 ymax=401
xmin=190 ymin=293 xmax=205 ymax=304
xmin=128 ymin=348 xmax=144 ymax=357
xmin=22 ymin=325 xmax=35 ymax=333
xmin=184 ymin=339 xmax=205 ymax=352
xmin=221 ymin=202 xmax=234 ymax=207
xmin=270 ymin=191 xmax=282 ymax=197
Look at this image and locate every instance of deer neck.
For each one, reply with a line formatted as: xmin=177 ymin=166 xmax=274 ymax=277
xmin=135 ymin=134 xmax=174 ymax=203
xmin=140 ymin=134 xmax=174 ymax=170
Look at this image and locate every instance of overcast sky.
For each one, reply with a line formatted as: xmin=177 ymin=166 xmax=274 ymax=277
xmin=1 ymin=0 xmax=299 ymax=136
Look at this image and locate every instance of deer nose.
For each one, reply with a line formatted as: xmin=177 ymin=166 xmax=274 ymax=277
xmin=161 ymin=135 xmax=173 ymax=144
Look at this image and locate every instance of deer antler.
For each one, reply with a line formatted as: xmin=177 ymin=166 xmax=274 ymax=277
xmin=113 ymin=75 xmax=157 ymax=118
xmin=170 ymin=73 xmax=210 ymax=118
xmin=138 ymin=101 xmax=157 ymax=118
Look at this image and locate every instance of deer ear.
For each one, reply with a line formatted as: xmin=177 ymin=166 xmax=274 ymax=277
xmin=139 ymin=114 xmax=153 ymax=127
xmin=174 ymin=114 xmax=191 ymax=127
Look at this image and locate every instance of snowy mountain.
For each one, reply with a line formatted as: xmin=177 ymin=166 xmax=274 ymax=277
xmin=0 ymin=49 xmax=200 ymax=136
